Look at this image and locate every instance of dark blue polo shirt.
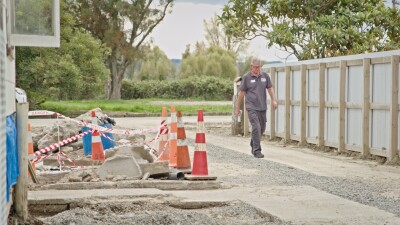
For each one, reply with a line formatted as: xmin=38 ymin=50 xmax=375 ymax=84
xmin=239 ymin=71 xmax=272 ymax=111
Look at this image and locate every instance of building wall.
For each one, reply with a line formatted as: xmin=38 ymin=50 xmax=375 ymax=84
xmin=0 ymin=1 xmax=8 ymax=223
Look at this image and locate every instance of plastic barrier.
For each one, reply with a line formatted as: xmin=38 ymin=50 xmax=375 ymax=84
xmin=82 ymin=123 xmax=115 ymax=156
xmin=6 ymin=115 xmax=19 ymax=202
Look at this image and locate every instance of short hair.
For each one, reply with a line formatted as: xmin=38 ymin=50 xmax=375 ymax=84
xmin=251 ymin=57 xmax=261 ymax=66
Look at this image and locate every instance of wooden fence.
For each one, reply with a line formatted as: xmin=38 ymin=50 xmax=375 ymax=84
xmin=242 ymin=50 xmax=400 ymax=160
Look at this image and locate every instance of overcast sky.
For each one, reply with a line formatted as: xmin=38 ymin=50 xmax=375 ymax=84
xmin=150 ymin=0 xmax=294 ymax=62
xmin=151 ymin=0 xmax=398 ymax=61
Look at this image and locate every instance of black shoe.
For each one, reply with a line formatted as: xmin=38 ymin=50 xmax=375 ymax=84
xmin=254 ymin=153 xmax=264 ymax=158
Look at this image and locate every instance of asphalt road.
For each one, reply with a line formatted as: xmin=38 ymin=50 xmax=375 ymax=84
xmin=30 ymin=116 xmax=232 ymax=129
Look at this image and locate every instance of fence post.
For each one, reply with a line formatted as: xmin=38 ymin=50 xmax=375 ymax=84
xmin=362 ymin=58 xmax=371 ymax=157
xmin=285 ymin=66 xmax=291 ymax=141
xmin=300 ymin=64 xmax=307 ymax=145
xmin=15 ymin=103 xmax=29 ymax=221
xmin=318 ymin=63 xmax=326 ymax=147
xmin=270 ymin=67 xmax=276 ymax=139
xmin=389 ymin=55 xmax=399 ymax=160
xmin=338 ymin=60 xmax=347 ymax=153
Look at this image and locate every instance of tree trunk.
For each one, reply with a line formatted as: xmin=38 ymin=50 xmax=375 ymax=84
xmin=109 ymin=71 xmax=124 ymax=100
xmin=107 ymin=50 xmax=127 ymax=100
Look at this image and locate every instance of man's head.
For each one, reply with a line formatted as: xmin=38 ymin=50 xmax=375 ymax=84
xmin=250 ymin=58 xmax=261 ymax=76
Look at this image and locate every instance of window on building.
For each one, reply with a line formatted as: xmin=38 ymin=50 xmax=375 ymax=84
xmin=9 ymin=0 xmax=59 ymax=47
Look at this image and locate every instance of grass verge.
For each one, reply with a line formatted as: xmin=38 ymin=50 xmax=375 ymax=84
xmin=40 ymin=99 xmax=232 ymax=116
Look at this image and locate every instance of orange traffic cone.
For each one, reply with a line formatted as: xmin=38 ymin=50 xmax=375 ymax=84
xmin=91 ymin=111 xmax=105 ymax=161
xmin=157 ymin=107 xmax=169 ymax=161
xmin=28 ymin=121 xmax=35 ymax=172
xmin=186 ymin=110 xmax=216 ymax=180
xmin=169 ymin=106 xmax=178 ymax=168
xmin=176 ymin=111 xmax=191 ymax=171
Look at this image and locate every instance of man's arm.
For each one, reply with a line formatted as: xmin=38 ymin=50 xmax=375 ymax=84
xmin=267 ymin=87 xmax=278 ymax=109
xmin=235 ymin=90 xmax=245 ymax=116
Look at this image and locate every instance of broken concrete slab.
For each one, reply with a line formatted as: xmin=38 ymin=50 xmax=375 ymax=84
xmin=97 ymin=155 xmax=142 ymax=180
xmin=139 ymin=161 xmax=170 ymax=177
xmin=43 ymin=156 xmax=102 ymax=167
xmin=110 ymin=145 xmax=155 ymax=163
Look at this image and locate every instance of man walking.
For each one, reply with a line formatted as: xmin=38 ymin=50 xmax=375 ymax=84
xmin=235 ymin=58 xmax=277 ymax=158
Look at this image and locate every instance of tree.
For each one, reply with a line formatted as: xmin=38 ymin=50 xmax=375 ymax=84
xmin=204 ymin=13 xmax=248 ymax=56
xmin=134 ymin=45 xmax=176 ymax=81
xmin=220 ymin=0 xmax=400 ymax=60
xmin=67 ymin=0 xmax=173 ymax=99
xmin=179 ymin=43 xmax=238 ymax=80
xmin=16 ymin=1 xmax=109 ymax=106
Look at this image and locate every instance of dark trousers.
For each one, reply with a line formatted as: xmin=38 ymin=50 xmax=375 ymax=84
xmin=248 ymin=109 xmax=266 ymax=154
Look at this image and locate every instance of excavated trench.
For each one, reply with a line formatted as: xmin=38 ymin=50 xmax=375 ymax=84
xmin=27 ymin=196 xmax=284 ymax=225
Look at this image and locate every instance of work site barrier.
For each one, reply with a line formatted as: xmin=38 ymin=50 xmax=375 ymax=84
xmin=28 ymin=110 xmax=163 ymax=168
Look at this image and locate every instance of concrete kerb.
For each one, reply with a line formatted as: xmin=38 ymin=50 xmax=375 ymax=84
xmin=39 ymin=180 xmax=228 ymax=191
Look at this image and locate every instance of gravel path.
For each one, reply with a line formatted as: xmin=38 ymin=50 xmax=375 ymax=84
xmin=193 ymin=139 xmax=400 ymax=217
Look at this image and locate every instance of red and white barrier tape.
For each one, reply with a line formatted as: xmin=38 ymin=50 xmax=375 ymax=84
xmin=29 ymin=110 xmax=162 ymax=136
xmin=156 ymin=140 xmax=169 ymax=161
xmin=29 ymin=110 xmax=169 ymax=165
xmin=33 ymin=130 xmax=92 ymax=157
xmin=28 ymin=110 xmax=64 ymax=118
xmin=32 ymin=151 xmax=75 ymax=165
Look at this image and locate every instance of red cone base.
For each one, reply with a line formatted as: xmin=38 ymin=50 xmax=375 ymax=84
xmin=191 ymin=151 xmax=208 ymax=175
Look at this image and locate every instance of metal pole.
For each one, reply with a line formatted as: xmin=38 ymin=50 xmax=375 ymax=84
xmin=15 ymin=103 xmax=29 ymax=221
xmin=57 ymin=114 xmax=62 ymax=171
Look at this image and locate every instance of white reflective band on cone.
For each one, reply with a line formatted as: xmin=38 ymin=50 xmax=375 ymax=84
xmin=177 ymin=139 xmax=187 ymax=146
xmin=169 ymin=133 xmax=177 ymax=139
xmin=196 ymin=123 xmax=205 ymax=133
xmin=92 ymin=135 xmax=101 ymax=143
xmin=195 ymin=143 xmax=207 ymax=151
xmin=171 ymin=113 xmax=177 ymax=122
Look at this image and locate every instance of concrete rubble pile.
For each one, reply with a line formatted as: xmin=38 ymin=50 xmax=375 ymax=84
xmin=32 ymin=108 xmax=171 ymax=183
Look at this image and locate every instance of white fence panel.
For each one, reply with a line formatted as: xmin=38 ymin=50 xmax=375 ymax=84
xmin=326 ymin=67 xmax=340 ymax=102
xmin=326 ymin=108 xmax=339 ymax=143
xmin=291 ymin=106 xmax=301 ymax=136
xmin=371 ymin=64 xmax=391 ymax=150
xmin=346 ymin=65 xmax=363 ymax=146
xmin=307 ymin=69 xmax=319 ymax=139
xmin=291 ymin=70 xmax=301 ymax=136
xmin=266 ymin=105 xmax=271 ymax=132
xmin=325 ymin=67 xmax=340 ymax=143
xmin=276 ymin=71 xmax=285 ymax=134
xmin=291 ymin=70 xmax=301 ymax=101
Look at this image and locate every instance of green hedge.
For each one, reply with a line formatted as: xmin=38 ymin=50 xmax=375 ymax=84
xmin=121 ymin=77 xmax=233 ymax=100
